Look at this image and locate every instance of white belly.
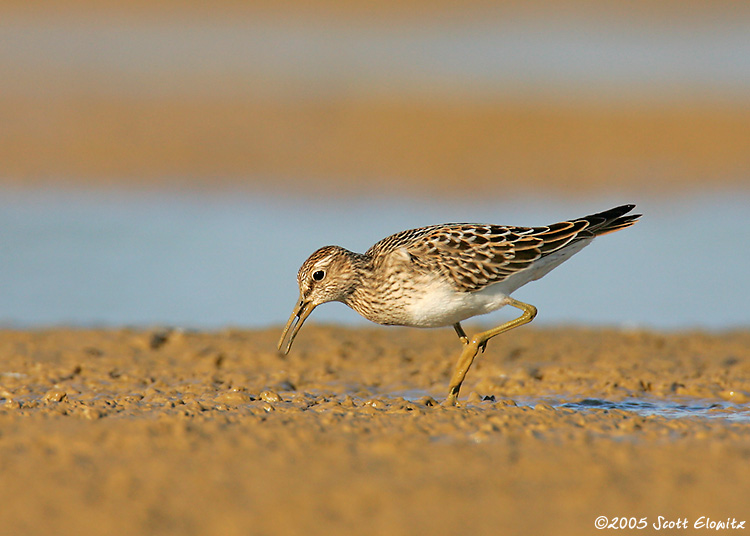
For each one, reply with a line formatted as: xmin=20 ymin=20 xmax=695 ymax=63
xmin=404 ymin=278 xmax=512 ymax=327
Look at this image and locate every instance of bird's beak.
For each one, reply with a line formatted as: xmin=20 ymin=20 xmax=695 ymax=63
xmin=277 ymin=297 xmax=316 ymax=355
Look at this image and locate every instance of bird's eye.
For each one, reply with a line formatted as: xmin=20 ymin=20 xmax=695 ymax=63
xmin=312 ymin=270 xmax=325 ymax=281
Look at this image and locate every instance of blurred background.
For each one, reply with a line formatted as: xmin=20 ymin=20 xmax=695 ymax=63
xmin=1 ymin=1 xmax=749 ymax=329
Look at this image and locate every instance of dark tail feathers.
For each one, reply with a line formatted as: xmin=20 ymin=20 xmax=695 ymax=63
xmin=582 ymin=204 xmax=641 ymax=236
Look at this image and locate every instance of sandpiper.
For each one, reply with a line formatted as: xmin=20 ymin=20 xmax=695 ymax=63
xmin=278 ymin=204 xmax=640 ymax=405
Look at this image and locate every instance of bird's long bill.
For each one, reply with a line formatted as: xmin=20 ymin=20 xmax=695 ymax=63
xmin=277 ymin=298 xmax=316 ymax=355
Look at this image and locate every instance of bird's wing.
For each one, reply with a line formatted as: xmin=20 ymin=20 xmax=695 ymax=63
xmin=367 ymin=205 xmax=639 ymax=292
xmin=392 ymin=221 xmax=590 ymax=292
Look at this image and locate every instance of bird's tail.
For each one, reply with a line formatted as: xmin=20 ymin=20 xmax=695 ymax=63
xmin=582 ymin=204 xmax=641 ymax=237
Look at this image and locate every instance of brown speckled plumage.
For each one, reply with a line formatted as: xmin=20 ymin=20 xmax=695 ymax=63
xmin=362 ymin=204 xmax=638 ymax=292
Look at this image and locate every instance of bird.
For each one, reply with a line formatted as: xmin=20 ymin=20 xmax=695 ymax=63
xmin=278 ymin=204 xmax=640 ymax=405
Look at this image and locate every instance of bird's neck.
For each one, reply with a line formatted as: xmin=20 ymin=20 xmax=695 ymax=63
xmin=344 ymin=252 xmax=407 ymax=325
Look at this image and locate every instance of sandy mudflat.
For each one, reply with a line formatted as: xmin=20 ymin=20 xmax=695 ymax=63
xmin=0 ymin=326 xmax=748 ymax=535
xmin=3 ymin=93 xmax=749 ymax=198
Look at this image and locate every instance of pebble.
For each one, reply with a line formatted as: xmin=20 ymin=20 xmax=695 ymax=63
xmin=364 ymin=398 xmax=388 ymax=410
xmin=215 ymin=390 xmax=252 ymax=406
xmin=43 ymin=389 xmax=67 ymax=403
xmin=417 ymin=396 xmax=438 ymax=407
xmin=259 ymin=390 xmax=282 ymax=403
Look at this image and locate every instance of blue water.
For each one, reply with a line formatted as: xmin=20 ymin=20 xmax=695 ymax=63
xmin=558 ymin=398 xmax=750 ymax=423
xmin=2 ymin=14 xmax=749 ymax=100
xmin=389 ymin=390 xmax=750 ymax=422
xmin=1 ymin=189 xmax=748 ymax=330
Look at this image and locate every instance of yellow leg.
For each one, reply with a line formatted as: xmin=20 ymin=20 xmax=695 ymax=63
xmin=444 ymin=298 xmax=537 ymax=406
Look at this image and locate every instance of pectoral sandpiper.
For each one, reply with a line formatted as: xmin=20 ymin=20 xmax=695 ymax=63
xmin=278 ymin=204 xmax=640 ymax=405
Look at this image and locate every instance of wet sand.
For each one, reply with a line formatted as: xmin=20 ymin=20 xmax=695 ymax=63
xmin=1 ymin=326 xmax=748 ymax=535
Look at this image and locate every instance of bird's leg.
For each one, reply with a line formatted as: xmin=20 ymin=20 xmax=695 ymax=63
xmin=444 ymin=298 xmax=537 ymax=406
xmin=453 ymin=322 xmax=469 ymax=345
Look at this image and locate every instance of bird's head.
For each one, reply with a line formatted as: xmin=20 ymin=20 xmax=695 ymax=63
xmin=277 ymin=245 xmax=360 ymax=354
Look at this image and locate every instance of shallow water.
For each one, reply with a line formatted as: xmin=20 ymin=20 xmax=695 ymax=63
xmin=393 ymin=391 xmax=750 ymax=423
xmin=3 ymin=14 xmax=749 ymax=100
xmin=560 ymin=397 xmax=750 ymax=423
xmin=1 ymin=189 xmax=749 ymax=329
